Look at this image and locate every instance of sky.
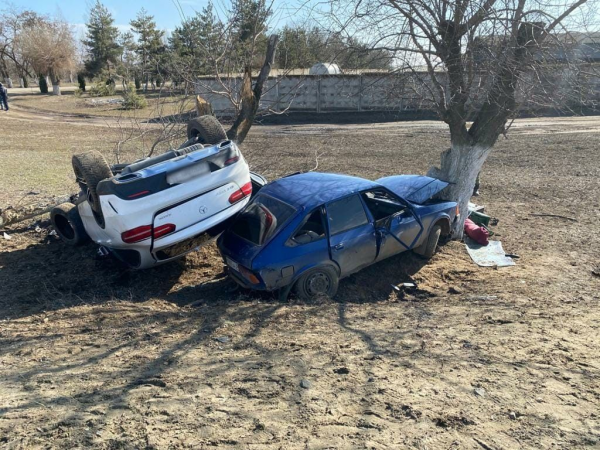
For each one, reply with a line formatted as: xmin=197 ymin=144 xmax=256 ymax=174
xmin=7 ymin=0 xmax=300 ymax=36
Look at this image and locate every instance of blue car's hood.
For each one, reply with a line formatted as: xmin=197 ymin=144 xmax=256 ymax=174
xmin=376 ymin=175 xmax=449 ymax=204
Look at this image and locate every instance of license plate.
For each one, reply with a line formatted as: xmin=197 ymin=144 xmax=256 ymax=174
xmin=226 ymin=257 xmax=239 ymax=272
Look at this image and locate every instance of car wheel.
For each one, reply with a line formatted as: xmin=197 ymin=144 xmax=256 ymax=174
xmin=72 ymin=151 xmax=112 ymax=215
xmin=186 ymin=115 xmax=227 ymax=144
xmin=414 ymin=224 xmax=442 ymax=259
xmin=294 ymin=266 xmax=339 ymax=301
xmin=50 ymin=203 xmax=90 ymax=246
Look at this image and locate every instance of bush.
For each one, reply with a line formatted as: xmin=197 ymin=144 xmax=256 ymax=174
xmin=73 ymin=88 xmax=83 ymax=97
xmin=39 ymin=75 xmax=48 ymax=94
xmin=89 ymin=81 xmax=116 ymax=97
xmin=121 ymin=85 xmax=147 ymax=110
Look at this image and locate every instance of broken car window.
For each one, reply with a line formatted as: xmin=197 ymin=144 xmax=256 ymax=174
xmin=292 ymin=208 xmax=326 ymax=244
xmin=361 ymin=190 xmax=406 ymax=222
xmin=327 ymin=195 xmax=369 ymax=235
xmin=231 ymin=195 xmax=296 ymax=245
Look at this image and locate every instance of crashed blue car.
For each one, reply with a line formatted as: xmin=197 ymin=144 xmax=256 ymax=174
xmin=217 ymin=172 xmax=459 ymax=300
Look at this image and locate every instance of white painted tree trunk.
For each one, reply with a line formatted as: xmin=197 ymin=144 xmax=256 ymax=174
xmin=52 ymin=84 xmax=61 ymax=96
xmin=427 ymin=144 xmax=490 ymax=238
xmin=4 ymin=77 xmax=13 ymax=88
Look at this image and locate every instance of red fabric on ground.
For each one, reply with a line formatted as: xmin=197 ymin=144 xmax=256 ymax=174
xmin=464 ymin=218 xmax=489 ymax=245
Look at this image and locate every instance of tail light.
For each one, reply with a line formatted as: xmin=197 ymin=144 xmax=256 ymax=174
xmin=224 ymin=156 xmax=240 ymax=166
xmin=239 ymin=265 xmax=261 ymax=284
xmin=153 ymin=223 xmax=176 ymax=239
xmin=259 ymin=205 xmax=273 ymax=243
xmin=228 ymin=182 xmax=252 ymax=204
xmin=121 ymin=223 xmax=176 ymax=243
xmin=127 ymin=190 xmax=150 ymax=199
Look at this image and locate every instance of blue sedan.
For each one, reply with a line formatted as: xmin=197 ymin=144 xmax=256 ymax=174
xmin=217 ymin=172 xmax=458 ymax=300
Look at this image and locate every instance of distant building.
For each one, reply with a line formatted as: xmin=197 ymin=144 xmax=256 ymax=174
xmin=309 ymin=63 xmax=342 ymax=76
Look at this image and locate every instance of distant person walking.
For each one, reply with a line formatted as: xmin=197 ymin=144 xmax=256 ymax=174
xmin=0 ymin=82 xmax=8 ymax=111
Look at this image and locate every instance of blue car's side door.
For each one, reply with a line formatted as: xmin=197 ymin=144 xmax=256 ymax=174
xmin=326 ymin=194 xmax=377 ymax=277
xmin=388 ymin=209 xmax=423 ymax=249
xmin=361 ymin=190 xmax=423 ymax=261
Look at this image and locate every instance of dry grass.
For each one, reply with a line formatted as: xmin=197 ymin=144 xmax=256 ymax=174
xmin=9 ymin=88 xmax=195 ymax=121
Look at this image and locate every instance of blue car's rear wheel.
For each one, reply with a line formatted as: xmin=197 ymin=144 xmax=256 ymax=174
xmin=294 ymin=267 xmax=339 ymax=301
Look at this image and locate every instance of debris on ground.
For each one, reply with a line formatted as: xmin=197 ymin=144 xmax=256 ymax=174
xmin=530 ymin=213 xmax=577 ymax=222
xmin=300 ymin=379 xmax=311 ymax=389
xmin=465 ymin=238 xmax=515 ymax=267
xmin=214 ymin=336 xmax=230 ymax=343
xmin=464 ymin=218 xmax=490 ymax=245
xmin=474 ymin=388 xmax=487 ymax=397
xmin=3 ymin=232 xmax=11 ymax=240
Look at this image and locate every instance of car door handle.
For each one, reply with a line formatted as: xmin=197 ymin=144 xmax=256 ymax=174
xmin=333 ymin=243 xmax=344 ymax=251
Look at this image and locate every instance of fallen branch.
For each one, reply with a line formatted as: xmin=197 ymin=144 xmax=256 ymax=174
xmin=0 ymin=193 xmax=80 ymax=228
xmin=529 ymin=213 xmax=577 ymax=222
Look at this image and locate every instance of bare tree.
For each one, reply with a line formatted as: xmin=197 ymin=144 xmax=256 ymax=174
xmin=20 ymin=16 xmax=76 ymax=95
xmin=169 ymin=0 xmax=279 ymax=145
xmin=0 ymin=8 xmax=40 ymax=87
xmin=323 ymin=0 xmax=596 ymax=236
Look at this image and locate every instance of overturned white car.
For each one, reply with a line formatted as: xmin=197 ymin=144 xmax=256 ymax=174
xmin=50 ymin=116 xmax=266 ymax=269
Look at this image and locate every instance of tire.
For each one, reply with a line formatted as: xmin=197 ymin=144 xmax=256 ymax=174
xmin=72 ymin=151 xmax=112 ymax=214
xmin=414 ymin=224 xmax=442 ymax=259
xmin=294 ymin=266 xmax=339 ymax=301
xmin=186 ymin=115 xmax=227 ymax=144
xmin=50 ymin=203 xmax=89 ymax=246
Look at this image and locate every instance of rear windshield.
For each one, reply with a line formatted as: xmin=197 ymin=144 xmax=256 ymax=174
xmin=230 ymin=194 xmax=296 ymax=245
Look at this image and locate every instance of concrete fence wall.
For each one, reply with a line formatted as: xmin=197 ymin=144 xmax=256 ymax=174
xmin=195 ymin=69 xmax=600 ymax=115
xmin=195 ymin=74 xmax=437 ymax=114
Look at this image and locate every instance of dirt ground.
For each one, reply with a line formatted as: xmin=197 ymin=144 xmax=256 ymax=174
xmin=0 ymin=103 xmax=599 ymax=449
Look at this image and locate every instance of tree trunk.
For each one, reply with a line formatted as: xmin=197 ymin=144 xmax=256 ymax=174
xmin=428 ymin=143 xmax=490 ymax=238
xmin=227 ymin=35 xmax=279 ymax=145
xmin=50 ymin=71 xmax=61 ymax=96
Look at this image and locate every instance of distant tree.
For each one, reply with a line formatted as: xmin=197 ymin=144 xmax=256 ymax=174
xmin=276 ymin=25 xmax=392 ymax=70
xmin=20 ymin=17 xmax=76 ymax=95
xmin=169 ymin=2 xmax=223 ymax=75
xmin=83 ymin=1 xmax=121 ymax=81
xmin=230 ymin=0 xmax=271 ymax=66
xmin=117 ymin=31 xmax=137 ymax=87
xmin=0 ymin=9 xmax=41 ymax=86
xmin=130 ymin=8 xmax=165 ymax=91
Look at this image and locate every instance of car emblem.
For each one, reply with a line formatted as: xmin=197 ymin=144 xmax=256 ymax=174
xmin=199 ymin=205 xmax=208 ymax=214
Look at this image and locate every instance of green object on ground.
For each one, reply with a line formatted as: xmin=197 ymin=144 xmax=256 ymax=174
xmin=470 ymin=210 xmax=491 ymax=227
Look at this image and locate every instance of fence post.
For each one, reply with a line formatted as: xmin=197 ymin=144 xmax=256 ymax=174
xmin=358 ymin=74 xmax=363 ymax=112
xmin=275 ymin=77 xmax=280 ymax=112
xmin=316 ymin=77 xmax=321 ymax=113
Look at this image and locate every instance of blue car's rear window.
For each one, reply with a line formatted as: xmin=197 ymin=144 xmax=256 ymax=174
xmin=230 ymin=194 xmax=296 ymax=245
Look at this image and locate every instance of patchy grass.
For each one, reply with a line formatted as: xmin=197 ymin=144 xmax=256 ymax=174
xmin=0 ymin=118 xmax=163 ymax=205
xmin=10 ymin=88 xmax=195 ymax=120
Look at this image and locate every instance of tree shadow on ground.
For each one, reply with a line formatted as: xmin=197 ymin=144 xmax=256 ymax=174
xmin=0 ymin=232 xmax=187 ymax=320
